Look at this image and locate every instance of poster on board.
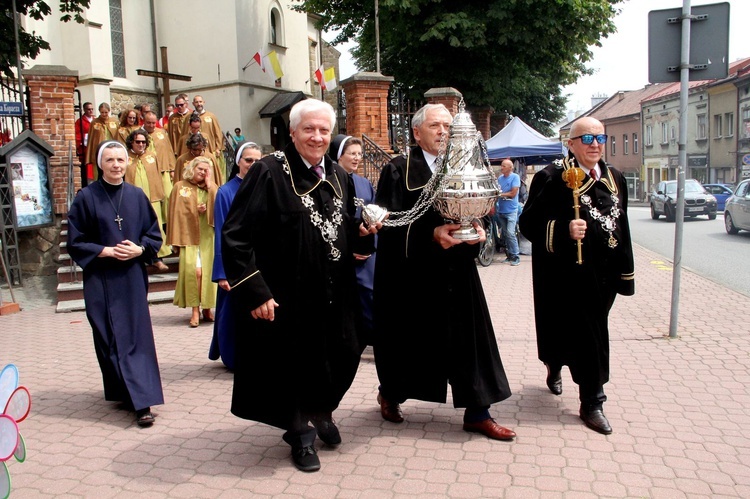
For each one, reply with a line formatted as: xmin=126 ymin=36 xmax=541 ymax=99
xmin=8 ymin=145 xmax=53 ymax=229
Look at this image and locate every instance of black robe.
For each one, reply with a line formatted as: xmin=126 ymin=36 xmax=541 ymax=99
xmin=518 ymin=156 xmax=635 ymax=388
xmin=66 ymin=181 xmax=165 ymax=411
xmin=221 ymin=144 xmax=368 ymax=430
xmin=372 ymin=146 xmax=511 ymax=408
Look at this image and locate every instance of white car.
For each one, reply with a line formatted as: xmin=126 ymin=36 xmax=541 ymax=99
xmin=724 ymin=179 xmax=750 ymax=234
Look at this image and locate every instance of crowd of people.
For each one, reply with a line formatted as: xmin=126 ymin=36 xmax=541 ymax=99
xmin=69 ymin=96 xmax=635 ymax=472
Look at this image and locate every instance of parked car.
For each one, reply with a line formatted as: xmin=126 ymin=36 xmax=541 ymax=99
xmin=724 ymin=179 xmax=750 ymax=234
xmin=650 ymin=179 xmax=717 ymax=222
xmin=703 ymin=183 xmax=734 ymax=211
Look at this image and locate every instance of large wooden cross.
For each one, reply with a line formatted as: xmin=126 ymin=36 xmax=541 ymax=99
xmin=136 ymin=47 xmax=192 ymax=111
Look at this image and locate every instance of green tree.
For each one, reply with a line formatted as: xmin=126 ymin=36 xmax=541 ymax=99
xmin=0 ymin=0 xmax=90 ymax=79
xmin=298 ymin=0 xmax=624 ymax=135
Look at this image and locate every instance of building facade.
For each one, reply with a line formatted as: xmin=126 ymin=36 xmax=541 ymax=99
xmin=23 ymin=0 xmax=335 ymax=151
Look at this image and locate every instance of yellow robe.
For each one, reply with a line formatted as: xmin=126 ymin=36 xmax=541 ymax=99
xmin=167 ymin=180 xmax=218 ymax=309
xmin=84 ymin=116 xmax=119 ymax=180
xmin=125 ymin=151 xmax=170 ymax=258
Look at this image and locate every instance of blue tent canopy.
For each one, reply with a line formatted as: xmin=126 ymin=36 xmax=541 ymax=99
xmin=485 ymin=117 xmax=564 ymax=160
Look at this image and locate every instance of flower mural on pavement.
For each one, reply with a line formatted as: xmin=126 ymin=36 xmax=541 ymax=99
xmin=0 ymin=364 xmax=31 ymax=499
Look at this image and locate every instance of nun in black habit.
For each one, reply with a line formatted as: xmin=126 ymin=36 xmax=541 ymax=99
xmin=66 ymin=140 xmax=165 ymax=427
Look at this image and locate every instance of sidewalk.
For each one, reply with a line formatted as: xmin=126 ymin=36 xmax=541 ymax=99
xmin=2 ymin=243 xmax=750 ymax=498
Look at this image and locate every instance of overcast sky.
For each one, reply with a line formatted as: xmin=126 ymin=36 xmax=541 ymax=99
xmin=331 ymin=0 xmax=748 ymax=115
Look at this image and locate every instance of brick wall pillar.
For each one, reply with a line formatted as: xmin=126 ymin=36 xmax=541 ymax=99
xmin=468 ymin=105 xmax=494 ymax=140
xmin=24 ymin=65 xmax=79 ymax=215
xmin=340 ymin=72 xmax=394 ymax=151
xmin=424 ymin=87 xmax=462 ymax=116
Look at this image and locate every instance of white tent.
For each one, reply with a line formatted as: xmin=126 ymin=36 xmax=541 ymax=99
xmin=485 ymin=117 xmax=564 ymax=159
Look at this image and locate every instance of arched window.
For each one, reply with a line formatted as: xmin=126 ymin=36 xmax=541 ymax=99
xmin=270 ymin=7 xmax=283 ymax=46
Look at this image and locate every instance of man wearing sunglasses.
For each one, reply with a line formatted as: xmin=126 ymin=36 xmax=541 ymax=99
xmin=168 ymin=95 xmax=192 ymax=152
xmin=519 ymin=116 xmax=635 ymax=436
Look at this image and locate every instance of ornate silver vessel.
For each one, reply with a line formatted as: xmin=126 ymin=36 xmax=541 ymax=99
xmin=432 ymin=101 xmax=500 ymax=240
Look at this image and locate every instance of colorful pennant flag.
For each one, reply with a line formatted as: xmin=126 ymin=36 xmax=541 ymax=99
xmin=264 ymin=51 xmax=284 ymax=79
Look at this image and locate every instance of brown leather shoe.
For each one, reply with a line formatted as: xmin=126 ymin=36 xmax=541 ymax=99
xmin=153 ymin=260 xmax=169 ymax=272
xmin=377 ymin=393 xmax=403 ymax=423
xmin=463 ymin=418 xmax=516 ymax=441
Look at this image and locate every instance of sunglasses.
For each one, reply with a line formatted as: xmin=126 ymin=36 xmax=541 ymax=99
xmin=176 ymin=103 xmax=186 ymax=107
xmin=134 ymin=140 xmax=147 ymax=144
xmin=571 ymin=134 xmax=608 ymax=145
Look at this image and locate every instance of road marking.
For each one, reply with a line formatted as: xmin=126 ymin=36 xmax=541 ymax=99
xmin=650 ymin=260 xmax=672 ymax=270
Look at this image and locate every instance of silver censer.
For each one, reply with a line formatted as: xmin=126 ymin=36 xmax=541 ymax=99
xmin=432 ymin=102 xmax=500 ymax=240
xmin=358 ymin=100 xmax=499 ymax=240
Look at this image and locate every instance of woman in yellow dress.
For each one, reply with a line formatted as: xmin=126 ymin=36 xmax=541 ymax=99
xmin=167 ymin=156 xmax=218 ymax=327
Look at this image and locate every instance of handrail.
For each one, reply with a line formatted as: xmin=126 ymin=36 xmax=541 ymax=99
xmin=361 ymin=134 xmax=394 ymax=191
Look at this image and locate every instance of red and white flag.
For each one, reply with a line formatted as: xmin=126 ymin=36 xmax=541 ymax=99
xmin=314 ymin=65 xmax=326 ymax=90
xmin=253 ymin=50 xmax=266 ymax=72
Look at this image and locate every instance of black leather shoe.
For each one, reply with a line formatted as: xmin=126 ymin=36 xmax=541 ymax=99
xmin=310 ymin=414 xmax=341 ymax=446
xmin=579 ymin=409 xmax=612 ymax=435
xmin=545 ymin=363 xmax=562 ymax=395
xmin=377 ymin=393 xmax=404 ymax=423
xmin=291 ymin=445 xmax=320 ymax=472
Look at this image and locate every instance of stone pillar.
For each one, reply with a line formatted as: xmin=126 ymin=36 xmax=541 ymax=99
xmin=340 ymin=72 xmax=394 ymax=151
xmin=424 ymin=87 xmax=462 ymax=116
xmin=24 ymin=65 xmax=79 ymax=215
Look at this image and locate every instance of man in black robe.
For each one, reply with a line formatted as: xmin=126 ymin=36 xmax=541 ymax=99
xmin=373 ymin=103 xmax=515 ymax=441
xmin=519 ymin=116 xmax=635 ymax=435
xmin=221 ymin=99 xmax=376 ymax=472
xmin=66 ymin=140 xmax=165 ymax=428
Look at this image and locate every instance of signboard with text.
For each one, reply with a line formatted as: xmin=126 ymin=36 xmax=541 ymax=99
xmin=0 ymin=102 xmax=23 ymax=116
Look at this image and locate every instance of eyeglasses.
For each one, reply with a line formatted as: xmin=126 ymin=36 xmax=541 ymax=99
xmin=571 ymin=134 xmax=608 ymax=145
xmin=134 ymin=140 xmax=147 ymax=144
xmin=243 ymin=157 xmax=256 ymax=163
xmin=346 ymin=152 xmax=363 ymax=158
xmin=176 ymin=103 xmax=186 ymax=107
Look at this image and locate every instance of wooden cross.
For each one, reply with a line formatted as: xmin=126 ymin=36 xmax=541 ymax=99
xmin=136 ymin=47 xmax=192 ymax=111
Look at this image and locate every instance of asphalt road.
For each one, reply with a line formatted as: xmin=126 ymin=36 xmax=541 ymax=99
xmin=628 ymin=205 xmax=750 ymax=298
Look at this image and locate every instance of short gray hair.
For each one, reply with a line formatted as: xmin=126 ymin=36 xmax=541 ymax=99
xmin=412 ymin=103 xmax=451 ymax=129
xmin=289 ymin=99 xmax=336 ymax=131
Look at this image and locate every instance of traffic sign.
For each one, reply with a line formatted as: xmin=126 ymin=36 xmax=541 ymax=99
xmin=648 ymin=2 xmax=730 ymax=83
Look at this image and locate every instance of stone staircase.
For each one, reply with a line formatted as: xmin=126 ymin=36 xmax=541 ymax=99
xmin=56 ymin=219 xmax=178 ymax=313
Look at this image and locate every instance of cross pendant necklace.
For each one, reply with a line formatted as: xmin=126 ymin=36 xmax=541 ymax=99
xmin=102 ymin=180 xmax=125 ymax=231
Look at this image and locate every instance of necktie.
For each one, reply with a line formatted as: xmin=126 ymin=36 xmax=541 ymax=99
xmin=589 ymin=169 xmax=597 ymax=181
xmin=311 ymin=164 xmax=323 ymax=179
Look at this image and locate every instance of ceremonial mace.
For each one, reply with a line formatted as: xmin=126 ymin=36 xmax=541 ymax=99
xmin=562 ymin=166 xmax=586 ymax=264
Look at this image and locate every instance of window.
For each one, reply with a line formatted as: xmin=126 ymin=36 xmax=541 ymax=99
xmin=714 ymin=114 xmax=723 ymax=138
xmin=270 ymin=7 xmax=284 ymax=46
xmin=671 ymin=126 xmax=676 ymax=143
xmin=610 ymin=136 xmax=616 ymax=155
xmin=645 ymin=125 xmax=653 ymax=146
xmin=109 ymin=0 xmax=125 ymax=77
xmin=725 ymin=112 xmax=734 ymax=137
xmin=661 ymin=122 xmax=668 ymax=144
xmin=633 ymin=133 xmax=639 ymax=153
xmin=623 ymin=134 xmax=628 ymax=155
xmin=743 ymin=107 xmax=750 ymax=139
xmin=697 ymin=114 xmax=707 ymax=139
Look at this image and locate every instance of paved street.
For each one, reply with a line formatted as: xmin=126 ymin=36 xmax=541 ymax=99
xmin=2 ymin=243 xmax=750 ymax=498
